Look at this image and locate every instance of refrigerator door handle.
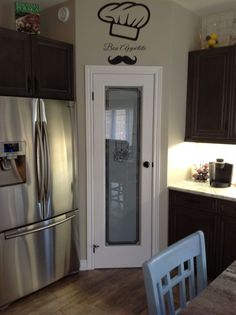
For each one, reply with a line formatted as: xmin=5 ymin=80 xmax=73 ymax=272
xmin=4 ymin=213 xmax=76 ymax=239
xmin=40 ymin=98 xmax=47 ymax=122
xmin=42 ymin=121 xmax=51 ymax=207
xmin=35 ymin=121 xmax=45 ymax=205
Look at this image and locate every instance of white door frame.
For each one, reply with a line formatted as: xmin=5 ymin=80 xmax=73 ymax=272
xmin=85 ymin=65 xmax=162 ymax=270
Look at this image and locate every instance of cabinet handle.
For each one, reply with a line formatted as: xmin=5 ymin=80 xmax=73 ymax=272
xmin=34 ymin=77 xmax=38 ymax=93
xmin=225 ymin=120 xmax=228 ymax=130
xmin=27 ymin=76 xmax=31 ymax=93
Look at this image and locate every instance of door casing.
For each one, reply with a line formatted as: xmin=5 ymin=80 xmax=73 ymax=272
xmin=85 ymin=65 xmax=162 ymax=270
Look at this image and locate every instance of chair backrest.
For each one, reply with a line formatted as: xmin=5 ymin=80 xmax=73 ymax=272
xmin=143 ymin=231 xmax=207 ymax=315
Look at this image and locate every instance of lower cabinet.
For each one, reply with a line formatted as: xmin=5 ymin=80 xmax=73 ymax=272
xmin=218 ymin=201 xmax=236 ymax=273
xmin=169 ymin=189 xmax=236 ymax=279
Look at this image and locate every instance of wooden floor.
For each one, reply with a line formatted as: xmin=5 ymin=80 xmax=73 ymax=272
xmin=1 ymin=269 xmax=148 ymax=315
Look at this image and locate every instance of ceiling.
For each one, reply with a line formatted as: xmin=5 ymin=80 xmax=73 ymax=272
xmin=171 ymin=0 xmax=236 ymax=16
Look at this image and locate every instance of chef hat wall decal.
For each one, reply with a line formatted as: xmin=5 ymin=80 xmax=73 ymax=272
xmin=98 ymin=2 xmax=151 ymax=41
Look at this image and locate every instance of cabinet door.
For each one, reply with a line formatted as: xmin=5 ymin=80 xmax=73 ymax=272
xmin=218 ymin=200 xmax=236 ymax=274
xmin=229 ymin=47 xmax=236 ymax=139
xmin=185 ymin=47 xmax=232 ymax=142
xmin=169 ymin=190 xmax=218 ymax=278
xmin=31 ymin=36 xmax=74 ymax=100
xmin=0 ymin=28 xmax=31 ymax=97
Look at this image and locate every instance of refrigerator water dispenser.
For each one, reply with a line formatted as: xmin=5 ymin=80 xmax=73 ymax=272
xmin=0 ymin=141 xmax=26 ymax=186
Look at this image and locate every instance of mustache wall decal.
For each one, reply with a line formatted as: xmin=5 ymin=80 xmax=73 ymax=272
xmin=108 ymin=55 xmax=137 ymax=65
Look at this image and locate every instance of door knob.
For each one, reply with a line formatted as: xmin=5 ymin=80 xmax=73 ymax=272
xmin=143 ymin=161 xmax=150 ymax=168
xmin=93 ymin=244 xmax=100 ymax=253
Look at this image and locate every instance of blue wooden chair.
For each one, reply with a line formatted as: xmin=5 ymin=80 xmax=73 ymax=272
xmin=143 ymin=231 xmax=207 ymax=315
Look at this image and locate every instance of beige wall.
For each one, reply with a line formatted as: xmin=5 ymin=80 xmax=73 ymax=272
xmin=75 ymin=0 xmax=201 ymax=258
xmin=164 ymin=2 xmax=200 ymax=250
xmin=167 ymin=3 xmax=200 ymax=185
xmin=40 ymin=0 xmax=75 ymax=44
xmin=0 ymin=1 xmax=15 ymax=29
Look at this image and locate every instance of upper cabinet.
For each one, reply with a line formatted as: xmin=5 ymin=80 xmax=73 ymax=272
xmin=31 ymin=36 xmax=74 ymax=100
xmin=0 ymin=27 xmax=74 ymax=100
xmin=185 ymin=46 xmax=236 ymax=143
xmin=0 ymin=28 xmax=32 ymax=97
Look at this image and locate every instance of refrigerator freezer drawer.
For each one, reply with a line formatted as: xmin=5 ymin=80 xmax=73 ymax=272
xmin=0 ymin=210 xmax=79 ymax=308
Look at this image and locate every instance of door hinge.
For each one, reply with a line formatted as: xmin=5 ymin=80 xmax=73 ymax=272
xmin=92 ymin=244 xmax=99 ymax=253
xmin=92 ymin=92 xmax=94 ymax=101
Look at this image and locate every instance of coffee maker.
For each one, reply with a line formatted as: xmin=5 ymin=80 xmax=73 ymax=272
xmin=209 ymin=158 xmax=233 ymax=188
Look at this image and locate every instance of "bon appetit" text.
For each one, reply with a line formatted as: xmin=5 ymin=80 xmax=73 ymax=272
xmin=103 ymin=42 xmax=146 ymax=53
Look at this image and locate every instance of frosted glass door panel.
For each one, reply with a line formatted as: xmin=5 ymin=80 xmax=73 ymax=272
xmin=105 ymin=87 xmax=141 ymax=245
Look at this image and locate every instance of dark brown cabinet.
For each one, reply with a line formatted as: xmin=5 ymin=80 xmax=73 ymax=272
xmin=0 ymin=27 xmax=74 ymax=100
xmin=185 ymin=46 xmax=236 ymax=143
xmin=169 ymin=190 xmax=218 ymax=278
xmin=169 ymin=189 xmax=236 ymax=279
xmin=0 ymin=28 xmax=31 ymax=97
xmin=218 ymin=201 xmax=236 ymax=273
xmin=31 ymin=36 xmax=74 ymax=100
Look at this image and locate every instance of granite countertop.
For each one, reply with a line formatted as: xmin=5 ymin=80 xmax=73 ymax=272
xmin=169 ymin=180 xmax=236 ymax=201
xmin=180 ymin=260 xmax=236 ymax=314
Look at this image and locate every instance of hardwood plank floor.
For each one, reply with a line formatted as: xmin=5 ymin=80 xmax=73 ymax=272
xmin=1 ymin=269 xmax=148 ymax=315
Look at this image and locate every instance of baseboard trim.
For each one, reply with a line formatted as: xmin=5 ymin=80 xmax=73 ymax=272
xmin=80 ymin=259 xmax=89 ymax=271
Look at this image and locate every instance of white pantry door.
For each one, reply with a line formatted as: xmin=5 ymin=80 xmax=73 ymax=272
xmin=86 ymin=66 xmax=162 ymax=268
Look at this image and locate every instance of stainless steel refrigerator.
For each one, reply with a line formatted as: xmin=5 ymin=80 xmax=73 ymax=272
xmin=0 ymin=97 xmax=79 ymax=308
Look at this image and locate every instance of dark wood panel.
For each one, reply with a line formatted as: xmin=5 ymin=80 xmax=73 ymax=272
xmin=31 ymin=36 xmax=74 ymax=100
xmin=0 ymin=28 xmax=31 ymax=97
xmin=219 ymin=216 xmax=236 ymax=272
xmin=229 ymin=46 xmax=236 ymax=139
xmin=0 ymin=27 xmax=74 ymax=100
xmin=169 ymin=193 xmax=217 ymax=278
xmin=185 ymin=46 xmax=233 ymax=143
xmin=169 ymin=190 xmax=217 ymax=212
xmin=218 ymin=200 xmax=236 ymax=273
xmin=169 ymin=189 xmax=236 ymax=279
